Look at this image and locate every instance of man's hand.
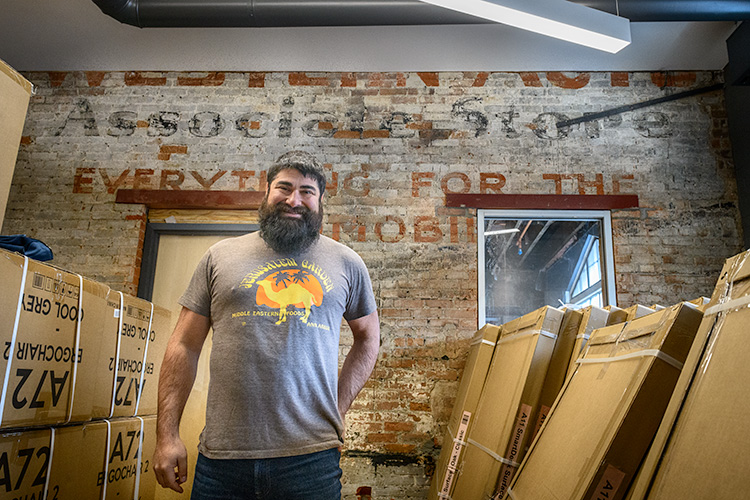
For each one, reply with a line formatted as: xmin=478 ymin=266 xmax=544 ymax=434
xmin=153 ymin=435 xmax=189 ymax=493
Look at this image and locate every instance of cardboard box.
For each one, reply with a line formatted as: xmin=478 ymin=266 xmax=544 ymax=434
xmin=0 ymin=249 xmax=116 ymax=428
xmin=450 ymin=306 xmax=564 ymax=500
xmin=48 ymin=420 xmax=110 ymax=499
xmin=0 ymin=59 xmax=33 ymax=229
xmin=564 ymin=305 xmax=610 ymax=382
xmin=627 ymin=251 xmax=750 ymax=500
xmin=0 ymin=427 xmax=52 ymax=499
xmin=109 ymin=294 xmax=170 ymax=418
xmin=503 ymin=302 xmax=703 ymax=500
xmin=529 ymin=308 xmax=583 ymax=442
xmin=428 ymin=324 xmax=501 ymax=500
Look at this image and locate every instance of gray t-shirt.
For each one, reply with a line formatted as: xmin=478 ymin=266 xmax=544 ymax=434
xmin=179 ymin=232 xmax=376 ymax=459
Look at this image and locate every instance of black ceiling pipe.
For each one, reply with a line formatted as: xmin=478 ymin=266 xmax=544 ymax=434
xmin=91 ymin=0 xmax=750 ymax=28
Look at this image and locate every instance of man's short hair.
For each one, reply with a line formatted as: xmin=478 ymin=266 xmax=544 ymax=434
xmin=267 ymin=151 xmax=326 ymax=196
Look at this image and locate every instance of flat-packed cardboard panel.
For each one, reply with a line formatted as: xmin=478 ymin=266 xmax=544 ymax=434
xmin=530 ymin=308 xmax=583 ymax=442
xmin=0 ymin=59 xmax=32 ymax=229
xmin=623 ymin=304 xmax=655 ymax=320
xmin=628 ymin=250 xmax=750 ymax=500
xmin=428 ymin=324 xmax=501 ymax=500
xmin=605 ymin=305 xmax=629 ymax=325
xmin=564 ymin=305 xmax=609 ymax=382
xmin=503 ymin=302 xmax=702 ymax=500
xmin=451 ymin=306 xmax=564 ymax=500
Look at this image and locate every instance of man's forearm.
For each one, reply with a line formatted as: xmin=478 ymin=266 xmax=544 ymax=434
xmin=156 ymin=340 xmax=201 ymax=440
xmin=338 ymin=311 xmax=380 ymax=417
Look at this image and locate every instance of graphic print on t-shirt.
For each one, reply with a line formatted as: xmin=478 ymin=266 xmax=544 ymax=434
xmin=237 ymin=258 xmax=334 ymax=326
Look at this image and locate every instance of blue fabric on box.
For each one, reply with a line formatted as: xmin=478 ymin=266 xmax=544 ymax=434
xmin=0 ymin=234 xmax=53 ymax=261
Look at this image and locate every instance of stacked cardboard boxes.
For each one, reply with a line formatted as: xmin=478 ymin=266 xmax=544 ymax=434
xmin=502 ymin=302 xmax=703 ymax=500
xmin=1 ymin=416 xmax=157 ymax=499
xmin=0 ymin=248 xmax=171 ymax=499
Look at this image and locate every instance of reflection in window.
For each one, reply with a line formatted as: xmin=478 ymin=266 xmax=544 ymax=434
xmin=479 ymin=211 xmax=615 ymax=326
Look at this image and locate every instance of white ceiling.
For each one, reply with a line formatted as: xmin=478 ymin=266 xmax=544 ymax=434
xmin=0 ymin=0 xmax=740 ymax=72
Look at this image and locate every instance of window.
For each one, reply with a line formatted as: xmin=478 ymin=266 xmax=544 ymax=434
xmin=567 ymin=235 xmax=603 ymax=308
xmin=478 ymin=210 xmax=616 ymax=326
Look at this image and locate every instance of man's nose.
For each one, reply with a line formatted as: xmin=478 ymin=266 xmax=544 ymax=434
xmin=285 ymin=189 xmax=303 ymax=207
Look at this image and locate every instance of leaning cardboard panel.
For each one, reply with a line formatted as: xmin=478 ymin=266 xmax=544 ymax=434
xmin=0 ymin=427 xmax=52 ymax=499
xmin=428 ymin=324 xmax=501 ymax=500
xmin=0 ymin=59 xmax=33 ymax=229
xmin=563 ymin=305 xmax=609 ymax=382
xmin=0 ymin=249 xmax=113 ymax=428
xmin=627 ymin=250 xmax=750 ymax=500
xmin=503 ymin=302 xmax=702 ymax=500
xmin=529 ymin=308 xmax=583 ymax=442
xmin=623 ymin=304 xmax=655 ymax=320
xmin=450 ymin=306 xmax=564 ymax=500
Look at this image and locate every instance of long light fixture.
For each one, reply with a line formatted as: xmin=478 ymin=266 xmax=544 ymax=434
xmin=417 ymin=0 xmax=631 ymax=53
xmin=485 ymin=228 xmax=521 ymax=236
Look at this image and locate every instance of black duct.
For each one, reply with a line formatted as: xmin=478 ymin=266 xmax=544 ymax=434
xmin=92 ymin=0 xmax=750 ymax=28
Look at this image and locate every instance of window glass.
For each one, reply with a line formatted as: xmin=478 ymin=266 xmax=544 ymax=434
xmin=478 ymin=211 xmax=615 ymax=326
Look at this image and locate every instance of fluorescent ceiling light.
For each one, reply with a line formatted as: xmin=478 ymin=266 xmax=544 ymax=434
xmin=485 ymin=228 xmax=521 ymax=236
xmin=418 ymin=0 xmax=631 ymax=53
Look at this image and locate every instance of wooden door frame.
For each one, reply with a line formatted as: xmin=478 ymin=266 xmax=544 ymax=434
xmin=137 ymin=223 xmax=258 ymax=301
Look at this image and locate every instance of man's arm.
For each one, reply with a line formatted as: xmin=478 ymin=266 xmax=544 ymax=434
xmin=338 ymin=310 xmax=380 ymax=419
xmin=153 ymin=307 xmax=210 ymax=493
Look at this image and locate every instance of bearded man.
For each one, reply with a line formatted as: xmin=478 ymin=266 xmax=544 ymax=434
xmin=153 ymin=151 xmax=380 ymax=500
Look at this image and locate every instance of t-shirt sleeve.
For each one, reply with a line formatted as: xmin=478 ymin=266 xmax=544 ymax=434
xmin=343 ymin=254 xmax=377 ymax=321
xmin=178 ymin=248 xmax=213 ymax=318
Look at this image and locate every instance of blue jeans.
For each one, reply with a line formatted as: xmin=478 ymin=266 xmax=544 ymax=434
xmin=191 ymin=448 xmax=342 ymax=500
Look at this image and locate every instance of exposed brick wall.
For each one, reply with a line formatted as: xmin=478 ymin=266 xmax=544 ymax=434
xmin=3 ymin=70 xmax=742 ymax=499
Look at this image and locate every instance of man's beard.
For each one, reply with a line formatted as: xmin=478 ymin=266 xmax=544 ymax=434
xmin=258 ymin=199 xmax=323 ymax=254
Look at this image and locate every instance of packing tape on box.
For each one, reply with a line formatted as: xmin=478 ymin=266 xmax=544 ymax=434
xmin=65 ymin=273 xmax=84 ymax=423
xmin=109 ymin=292 xmax=125 ymax=418
xmin=704 ymin=293 xmax=750 ymax=317
xmin=101 ymin=419 xmax=112 ymax=500
xmin=472 ymin=338 xmax=497 ymax=347
xmin=43 ymin=427 xmax=56 ymax=499
xmin=496 ymin=329 xmax=557 ymax=347
xmin=576 ymin=348 xmax=683 ymax=371
xmin=134 ymin=416 xmax=145 ymax=500
xmin=133 ymin=303 xmax=154 ymax=416
xmin=467 ymin=438 xmax=521 ymax=468
xmin=576 ymin=333 xmax=591 ymax=340
xmin=0 ymin=255 xmax=29 ymax=424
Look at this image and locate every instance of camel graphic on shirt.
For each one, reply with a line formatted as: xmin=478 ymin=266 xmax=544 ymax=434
xmin=255 ymin=270 xmax=324 ymax=325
